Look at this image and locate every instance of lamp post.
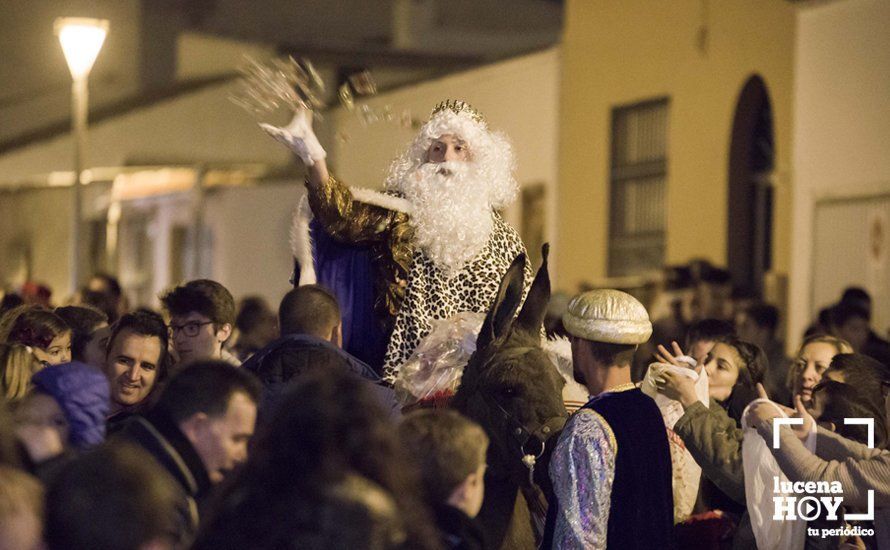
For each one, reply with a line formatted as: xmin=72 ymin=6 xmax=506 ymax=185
xmin=55 ymin=17 xmax=108 ymax=294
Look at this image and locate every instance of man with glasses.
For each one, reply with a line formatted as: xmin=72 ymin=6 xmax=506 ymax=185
xmin=160 ymin=279 xmax=240 ymax=367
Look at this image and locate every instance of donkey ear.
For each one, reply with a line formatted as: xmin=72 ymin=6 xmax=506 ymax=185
xmin=475 ymin=253 xmax=527 ymax=351
xmin=515 ymin=243 xmax=551 ymax=335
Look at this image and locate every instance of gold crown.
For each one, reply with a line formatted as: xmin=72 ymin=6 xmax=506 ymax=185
xmin=430 ymin=100 xmax=486 ymax=124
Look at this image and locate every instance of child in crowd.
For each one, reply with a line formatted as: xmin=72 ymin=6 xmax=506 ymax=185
xmin=0 ymin=306 xmax=71 ymax=366
xmin=54 ymin=305 xmax=109 ymax=369
xmin=399 ymin=409 xmax=489 ymax=550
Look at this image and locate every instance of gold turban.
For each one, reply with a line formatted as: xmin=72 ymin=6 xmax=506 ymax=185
xmin=563 ymin=289 xmax=652 ymax=344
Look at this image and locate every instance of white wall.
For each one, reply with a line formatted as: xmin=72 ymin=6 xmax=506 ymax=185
xmin=0 ymin=74 xmax=293 ymax=298
xmin=789 ymin=0 xmax=890 ymax=347
xmin=0 ymin=78 xmax=291 ymax=185
xmin=326 ymin=48 xmax=561 ymax=274
xmin=203 ymin=182 xmax=301 ymax=308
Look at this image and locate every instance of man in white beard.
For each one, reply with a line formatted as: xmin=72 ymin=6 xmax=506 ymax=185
xmin=401 ymin=160 xmax=493 ymax=276
xmin=263 ymin=100 xmax=529 ymax=381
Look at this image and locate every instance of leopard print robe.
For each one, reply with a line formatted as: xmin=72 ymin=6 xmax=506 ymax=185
xmin=382 ymin=214 xmax=529 ymax=382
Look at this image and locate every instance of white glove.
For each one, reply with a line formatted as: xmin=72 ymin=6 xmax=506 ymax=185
xmin=259 ymin=109 xmax=327 ymax=167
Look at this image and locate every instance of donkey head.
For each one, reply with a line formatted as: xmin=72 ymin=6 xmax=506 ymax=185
xmin=452 ymin=244 xmax=567 ymax=484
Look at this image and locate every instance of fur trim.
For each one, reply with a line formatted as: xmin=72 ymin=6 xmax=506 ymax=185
xmin=349 ymin=187 xmax=412 ymax=214
xmin=290 ymin=195 xmax=316 ymax=285
xmin=542 ymin=336 xmax=573 ymax=380
xmin=543 ymin=336 xmax=590 ymax=408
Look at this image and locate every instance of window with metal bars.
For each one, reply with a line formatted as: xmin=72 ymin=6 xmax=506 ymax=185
xmin=608 ymin=98 xmax=669 ymax=276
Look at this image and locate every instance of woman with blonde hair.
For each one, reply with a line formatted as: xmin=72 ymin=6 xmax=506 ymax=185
xmin=788 ymin=333 xmax=853 ymax=406
xmin=0 ymin=344 xmax=43 ymax=402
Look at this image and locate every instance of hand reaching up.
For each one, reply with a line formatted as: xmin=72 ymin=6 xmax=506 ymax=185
xmin=652 ymin=341 xmax=700 ymax=408
xmin=746 ymin=383 xmax=815 ymax=443
xmin=260 ymin=108 xmax=327 ymax=168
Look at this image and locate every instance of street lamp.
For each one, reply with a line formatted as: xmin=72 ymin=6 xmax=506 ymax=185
xmin=55 ymin=17 xmax=108 ymax=294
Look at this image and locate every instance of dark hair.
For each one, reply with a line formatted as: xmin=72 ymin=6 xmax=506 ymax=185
xmin=721 ymin=338 xmax=768 ymax=424
xmin=54 ymin=305 xmax=108 ymax=362
xmin=160 ymin=279 xmax=235 ymax=328
xmin=743 ymin=304 xmax=780 ymax=333
xmin=154 ymin=361 xmax=261 ymax=424
xmin=664 ymin=265 xmax=693 ymax=291
xmin=686 ymin=318 xmax=735 ymax=347
xmin=1 ymin=306 xmax=70 ymax=350
xmin=278 ymin=285 xmax=341 ymax=338
xmin=815 ymin=380 xmax=887 ymax=448
xmin=700 ymin=267 xmax=732 ymax=286
xmin=729 ymin=339 xmax=767 ymax=386
xmin=581 ymin=341 xmax=637 ymax=367
xmin=731 ymin=285 xmax=759 ymax=301
xmin=80 ymin=289 xmax=120 ymax=324
xmin=831 ymin=302 xmax=870 ymax=327
xmin=198 ymin=473 xmax=407 ymax=550
xmin=45 ymin=443 xmax=181 ymax=550
xmin=107 ymin=310 xmax=169 ymax=377
xmin=253 ymin=344 xmax=352 ymax=421
xmin=840 ymin=286 xmax=871 ymax=310
xmin=825 ymin=353 xmax=889 ymax=406
xmin=89 ymin=273 xmax=122 ymax=299
xmin=0 ymin=294 xmax=24 ymax=318
xmin=235 ymin=297 xmax=271 ymax=332
xmin=398 ymin=409 xmax=488 ymax=505
xmin=198 ymin=369 xmax=439 ymax=550
xmin=686 ymin=259 xmax=714 ymax=282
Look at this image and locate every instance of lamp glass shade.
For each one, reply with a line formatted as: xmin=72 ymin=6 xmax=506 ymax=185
xmin=55 ymin=18 xmax=109 ymax=80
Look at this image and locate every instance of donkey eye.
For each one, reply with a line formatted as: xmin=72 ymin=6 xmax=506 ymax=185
xmin=501 ymin=386 xmax=519 ymax=398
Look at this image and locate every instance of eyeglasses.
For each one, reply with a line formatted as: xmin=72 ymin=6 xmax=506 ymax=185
xmin=168 ymin=321 xmax=213 ymax=338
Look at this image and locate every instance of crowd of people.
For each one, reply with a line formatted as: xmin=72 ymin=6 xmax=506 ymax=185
xmin=0 ymin=98 xmax=888 ymax=550
xmin=0 ymin=268 xmax=886 ymax=549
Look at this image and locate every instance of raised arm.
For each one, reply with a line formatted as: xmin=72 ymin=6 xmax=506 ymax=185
xmin=673 ymin=401 xmax=747 ymax=504
xmin=759 ymin=425 xmax=890 ymax=508
xmin=261 ymin=110 xmax=397 ymax=244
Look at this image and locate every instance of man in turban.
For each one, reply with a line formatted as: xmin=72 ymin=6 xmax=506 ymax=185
xmin=262 ymin=100 xmax=528 ymax=381
xmin=543 ymin=289 xmax=674 ymax=549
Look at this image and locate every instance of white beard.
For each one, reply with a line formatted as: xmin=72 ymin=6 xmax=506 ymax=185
xmin=400 ymin=161 xmax=494 ymax=276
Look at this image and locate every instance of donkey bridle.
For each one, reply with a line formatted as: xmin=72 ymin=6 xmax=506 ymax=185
xmin=480 ymin=388 xmax=567 ymax=461
xmin=471 ymin=346 xmax=567 ymax=462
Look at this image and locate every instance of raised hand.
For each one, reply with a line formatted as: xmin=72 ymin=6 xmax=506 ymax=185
xmin=746 ymin=384 xmax=814 ymax=442
xmin=655 ymin=368 xmax=700 ymax=409
xmin=789 ymin=393 xmax=816 ymax=441
xmin=259 ymin=108 xmax=327 ymax=168
xmin=655 ymin=341 xmax=686 ymax=366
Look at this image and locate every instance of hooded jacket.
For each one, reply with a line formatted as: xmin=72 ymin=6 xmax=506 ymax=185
xmin=31 ymin=361 xmax=110 ymax=450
